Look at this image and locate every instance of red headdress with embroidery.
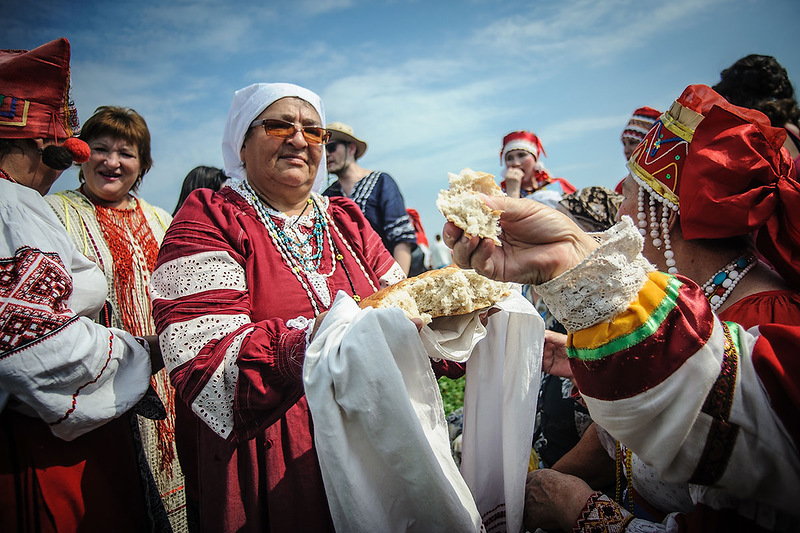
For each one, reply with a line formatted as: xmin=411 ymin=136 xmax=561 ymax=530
xmin=0 ymin=38 xmax=89 ymax=163
xmin=628 ymin=84 xmax=800 ymax=288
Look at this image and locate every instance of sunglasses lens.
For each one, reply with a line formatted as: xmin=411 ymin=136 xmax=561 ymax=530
xmin=263 ymin=120 xmax=294 ymax=138
xmin=259 ymin=120 xmax=328 ymax=145
xmin=303 ymin=127 xmax=326 ymax=145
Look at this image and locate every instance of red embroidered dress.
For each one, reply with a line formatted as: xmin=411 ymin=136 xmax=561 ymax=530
xmin=151 ymin=186 xmax=398 ymax=532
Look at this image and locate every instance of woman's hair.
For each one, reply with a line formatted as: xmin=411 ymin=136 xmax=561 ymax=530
xmin=713 ymin=54 xmax=800 ymax=126
xmin=78 ymin=106 xmax=153 ymax=191
xmin=173 ymin=165 xmax=228 ymax=215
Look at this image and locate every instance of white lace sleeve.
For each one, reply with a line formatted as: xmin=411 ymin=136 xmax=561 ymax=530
xmin=534 ymin=217 xmax=655 ymax=332
xmin=379 ymin=262 xmax=406 ymax=288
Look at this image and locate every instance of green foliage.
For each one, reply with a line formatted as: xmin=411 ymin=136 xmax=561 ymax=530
xmin=438 ymin=375 xmax=466 ymax=415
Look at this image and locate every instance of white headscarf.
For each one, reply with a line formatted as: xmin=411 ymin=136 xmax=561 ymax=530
xmin=222 ymin=82 xmax=328 ymax=191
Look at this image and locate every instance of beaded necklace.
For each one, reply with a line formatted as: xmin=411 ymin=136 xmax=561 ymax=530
xmin=247 ymin=184 xmax=332 ymax=274
xmin=614 ymin=442 xmax=634 ymax=513
xmin=236 ymin=181 xmax=377 ymax=315
xmin=701 ymin=253 xmax=757 ymax=312
xmin=82 ymin=186 xmax=161 ymax=337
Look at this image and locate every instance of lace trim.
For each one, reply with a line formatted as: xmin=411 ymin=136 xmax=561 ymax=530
xmin=535 ymin=217 xmax=654 ymax=332
xmin=380 ymin=262 xmax=406 ymax=288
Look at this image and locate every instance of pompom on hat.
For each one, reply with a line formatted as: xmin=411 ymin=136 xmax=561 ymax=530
xmin=326 ymin=122 xmax=368 ymax=160
xmin=621 ymin=106 xmax=661 ymax=143
xmin=628 ymin=83 xmax=800 ymax=288
xmin=500 ymin=130 xmax=546 ymax=163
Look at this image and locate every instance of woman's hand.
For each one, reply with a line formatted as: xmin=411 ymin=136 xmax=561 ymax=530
xmin=543 ymin=330 xmax=573 ymax=380
xmin=309 ymin=311 xmax=328 ymax=342
xmin=442 ymin=195 xmax=598 ymax=287
xmin=503 ymin=167 xmax=524 ymax=199
xmin=523 ymin=469 xmax=595 ymax=532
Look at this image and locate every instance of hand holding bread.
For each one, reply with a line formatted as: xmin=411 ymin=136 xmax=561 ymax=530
xmin=442 ymin=191 xmax=600 ymax=287
xmin=436 ymin=168 xmax=505 ymax=245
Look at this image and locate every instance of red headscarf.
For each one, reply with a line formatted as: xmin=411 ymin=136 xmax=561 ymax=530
xmin=680 ymin=103 xmax=800 ymax=288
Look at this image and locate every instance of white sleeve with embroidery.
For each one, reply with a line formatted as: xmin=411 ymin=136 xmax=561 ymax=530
xmin=0 ymin=181 xmax=152 ymax=441
xmin=150 ymin=250 xmax=251 ymax=439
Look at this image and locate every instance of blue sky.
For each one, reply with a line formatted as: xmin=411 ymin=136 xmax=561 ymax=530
xmin=4 ymin=0 xmax=799 ymax=236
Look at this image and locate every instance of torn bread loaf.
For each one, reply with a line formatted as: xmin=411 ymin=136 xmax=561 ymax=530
xmin=436 ymin=168 xmax=504 ymax=245
xmin=359 ymin=266 xmax=511 ymax=324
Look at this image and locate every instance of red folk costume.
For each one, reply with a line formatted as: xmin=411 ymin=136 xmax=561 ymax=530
xmin=150 ymin=83 xmax=410 ymax=532
xmin=152 ymin=187 xmax=396 ymax=531
xmin=539 ymin=85 xmax=800 ymax=532
xmin=0 ymin=40 xmax=160 ymax=531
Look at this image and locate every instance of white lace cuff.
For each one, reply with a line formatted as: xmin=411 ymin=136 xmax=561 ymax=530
xmin=534 ymin=217 xmax=654 ymax=332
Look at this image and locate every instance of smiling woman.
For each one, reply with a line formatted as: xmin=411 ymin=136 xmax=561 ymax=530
xmin=44 ymin=106 xmax=187 ymax=532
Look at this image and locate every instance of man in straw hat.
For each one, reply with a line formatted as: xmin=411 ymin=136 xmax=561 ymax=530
xmin=324 ymin=122 xmax=417 ymax=275
xmin=0 ymin=38 xmax=168 ymax=531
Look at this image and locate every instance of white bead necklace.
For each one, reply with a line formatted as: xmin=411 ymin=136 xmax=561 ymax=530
xmin=234 ymin=180 xmax=379 ymax=313
xmin=328 ymin=215 xmax=378 ymax=294
xmin=236 ymin=181 xmax=337 ymax=314
xmin=701 ymin=253 xmax=757 ymax=312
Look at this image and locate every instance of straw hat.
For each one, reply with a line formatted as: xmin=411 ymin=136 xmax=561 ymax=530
xmin=326 ymin=122 xmax=368 ymax=159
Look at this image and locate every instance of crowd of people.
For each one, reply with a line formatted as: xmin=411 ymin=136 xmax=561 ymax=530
xmin=1 ymin=36 xmax=798 ymax=533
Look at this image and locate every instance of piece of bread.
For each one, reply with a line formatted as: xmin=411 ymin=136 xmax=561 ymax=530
xmin=436 ymin=168 xmax=504 ymax=245
xmin=359 ymin=266 xmax=511 ymax=324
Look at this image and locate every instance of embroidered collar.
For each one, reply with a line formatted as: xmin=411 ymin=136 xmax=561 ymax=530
xmin=0 ymin=168 xmax=17 ymax=183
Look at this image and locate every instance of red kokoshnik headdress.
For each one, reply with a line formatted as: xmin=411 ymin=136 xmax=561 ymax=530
xmin=628 ymin=84 xmax=800 ymax=288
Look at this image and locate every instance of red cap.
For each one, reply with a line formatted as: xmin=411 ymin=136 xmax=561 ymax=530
xmin=0 ymin=38 xmax=80 ymax=141
xmin=621 ymin=106 xmax=661 ymax=143
xmin=501 ymin=130 xmax=547 ymax=163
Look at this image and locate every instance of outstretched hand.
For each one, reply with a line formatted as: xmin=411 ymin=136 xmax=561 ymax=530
xmin=442 ymin=195 xmax=598 ymax=286
xmin=543 ymin=330 xmax=573 ymax=380
xmin=524 ymin=469 xmax=595 ymax=532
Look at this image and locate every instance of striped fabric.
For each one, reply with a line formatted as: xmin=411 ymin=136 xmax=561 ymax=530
xmin=563 ymin=268 xmax=800 ymax=520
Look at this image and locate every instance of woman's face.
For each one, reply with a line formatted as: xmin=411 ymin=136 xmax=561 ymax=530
xmin=81 ymin=134 xmax=141 ymax=208
xmin=240 ymin=97 xmax=322 ymax=201
xmin=622 ymin=137 xmax=640 ymax=160
xmin=616 ymin=174 xmax=638 ymax=222
xmin=504 ymin=149 xmax=537 ymax=186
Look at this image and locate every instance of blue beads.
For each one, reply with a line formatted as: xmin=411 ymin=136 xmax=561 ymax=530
xmin=713 ymin=271 xmax=728 ymax=285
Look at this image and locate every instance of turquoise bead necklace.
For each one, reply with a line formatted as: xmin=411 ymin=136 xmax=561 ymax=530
xmin=701 ymin=253 xmax=756 ymax=312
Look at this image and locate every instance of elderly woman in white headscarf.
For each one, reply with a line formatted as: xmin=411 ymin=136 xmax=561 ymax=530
xmin=149 ymin=83 xmax=413 ymax=532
